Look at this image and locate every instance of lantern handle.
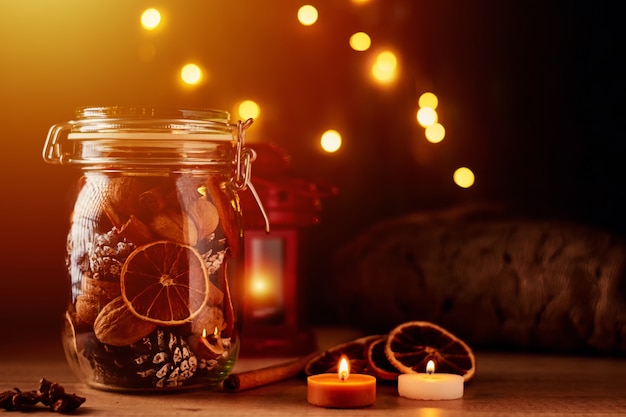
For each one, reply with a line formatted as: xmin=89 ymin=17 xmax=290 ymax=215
xmin=233 ymin=118 xmax=270 ymax=233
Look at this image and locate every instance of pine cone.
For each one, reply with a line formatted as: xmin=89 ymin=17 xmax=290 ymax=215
xmin=83 ymin=328 xmax=198 ymax=389
xmin=88 ymin=228 xmax=136 ymax=282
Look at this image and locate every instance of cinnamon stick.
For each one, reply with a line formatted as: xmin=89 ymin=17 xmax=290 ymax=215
xmin=223 ymin=352 xmax=318 ymax=393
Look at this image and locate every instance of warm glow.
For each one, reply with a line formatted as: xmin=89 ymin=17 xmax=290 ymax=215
xmin=180 ymin=63 xmax=203 ymax=85
xmin=238 ymin=100 xmax=260 ymax=120
xmin=371 ymin=50 xmax=398 ymax=83
xmin=320 ymin=129 xmax=342 ymax=153
xmin=250 ymin=274 xmax=271 ymax=296
xmin=376 ymin=51 xmax=398 ymax=70
xmin=137 ymin=42 xmax=157 ymax=62
xmin=338 ymin=356 xmax=350 ymax=381
xmin=141 ymin=8 xmax=161 ymax=30
xmin=454 ymin=167 xmax=475 ymax=188
xmin=297 ymin=5 xmax=318 ymax=26
xmin=350 ymin=32 xmax=371 ymax=51
xmin=426 ymin=360 xmax=435 ymax=374
xmin=425 ymin=123 xmax=445 ymax=143
xmin=419 ymin=408 xmax=443 ymax=417
xmin=419 ymin=92 xmax=439 ymax=109
xmin=201 ymin=326 xmax=218 ymax=339
xmin=416 ymin=107 xmax=438 ymax=127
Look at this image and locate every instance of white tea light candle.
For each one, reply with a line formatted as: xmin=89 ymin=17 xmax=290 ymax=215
xmin=398 ymin=360 xmax=464 ymax=400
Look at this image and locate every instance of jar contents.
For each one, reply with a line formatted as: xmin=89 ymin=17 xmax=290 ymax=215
xmin=63 ymin=172 xmax=241 ymax=391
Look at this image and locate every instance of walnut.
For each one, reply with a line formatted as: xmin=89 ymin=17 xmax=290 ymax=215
xmin=102 ymin=176 xmax=154 ymax=228
xmin=75 ymin=295 xmax=106 ymax=326
xmin=93 ymin=296 xmax=157 ymax=347
xmin=81 ymin=276 xmax=121 ymax=300
xmin=186 ymin=197 xmax=220 ymax=242
xmin=77 ymin=276 xmax=122 ymax=325
xmin=149 ymin=208 xmax=198 ymax=246
xmin=191 ymin=306 xmax=227 ymax=335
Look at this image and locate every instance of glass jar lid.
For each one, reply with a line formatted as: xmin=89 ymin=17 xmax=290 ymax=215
xmin=43 ymin=106 xmax=243 ymax=169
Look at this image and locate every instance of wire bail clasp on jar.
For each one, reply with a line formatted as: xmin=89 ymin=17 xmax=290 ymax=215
xmin=234 ymin=118 xmax=270 ymax=233
xmin=42 ymin=122 xmax=73 ymax=165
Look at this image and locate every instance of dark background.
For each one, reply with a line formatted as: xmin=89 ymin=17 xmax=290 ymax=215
xmin=0 ymin=1 xmax=623 ymax=339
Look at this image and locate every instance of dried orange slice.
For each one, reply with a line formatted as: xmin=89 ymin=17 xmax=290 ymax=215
xmin=366 ymin=336 xmax=401 ymax=381
xmin=120 ymin=240 xmax=209 ymax=325
xmin=304 ymin=335 xmax=382 ymax=376
xmin=385 ymin=321 xmax=475 ymax=381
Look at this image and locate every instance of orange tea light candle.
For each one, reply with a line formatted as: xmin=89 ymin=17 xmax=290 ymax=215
xmin=398 ymin=360 xmax=463 ymax=400
xmin=307 ymin=357 xmax=376 ymax=408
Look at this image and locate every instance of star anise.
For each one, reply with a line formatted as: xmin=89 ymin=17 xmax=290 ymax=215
xmin=0 ymin=378 xmax=85 ymax=413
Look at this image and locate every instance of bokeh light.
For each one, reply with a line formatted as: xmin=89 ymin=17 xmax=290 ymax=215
xmin=425 ymin=123 xmax=445 ymax=143
xmin=350 ymin=32 xmax=371 ymax=51
xmin=371 ymin=50 xmax=398 ymax=83
xmin=416 ymin=107 xmax=438 ymax=127
xmin=237 ymin=100 xmax=260 ymax=120
xmin=297 ymin=5 xmax=318 ymax=26
xmin=180 ymin=63 xmax=203 ymax=85
xmin=419 ymin=92 xmax=439 ymax=109
xmin=453 ymin=167 xmax=475 ymax=188
xmin=321 ymin=129 xmax=342 ymax=153
xmin=140 ymin=8 xmax=161 ymax=30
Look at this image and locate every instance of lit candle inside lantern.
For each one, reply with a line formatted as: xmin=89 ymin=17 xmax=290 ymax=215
xmin=398 ymin=360 xmax=464 ymax=400
xmin=246 ymin=236 xmax=285 ymax=322
xmin=307 ymin=356 xmax=376 ymax=408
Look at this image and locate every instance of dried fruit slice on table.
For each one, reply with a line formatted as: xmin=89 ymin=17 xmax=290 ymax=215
xmin=304 ymin=335 xmax=383 ymax=376
xmin=385 ymin=321 xmax=475 ymax=382
xmin=366 ymin=336 xmax=401 ymax=381
xmin=120 ymin=240 xmax=210 ymax=325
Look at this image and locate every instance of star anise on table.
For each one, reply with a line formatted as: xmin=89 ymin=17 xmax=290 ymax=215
xmin=0 ymin=378 xmax=85 ymax=413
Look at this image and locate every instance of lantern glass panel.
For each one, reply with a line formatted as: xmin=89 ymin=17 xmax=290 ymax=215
xmin=248 ymin=236 xmax=285 ymax=324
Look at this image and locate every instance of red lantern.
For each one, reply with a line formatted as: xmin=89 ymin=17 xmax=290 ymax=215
xmin=240 ymin=143 xmax=337 ymax=356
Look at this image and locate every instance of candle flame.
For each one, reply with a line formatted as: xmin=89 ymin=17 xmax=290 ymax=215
xmin=338 ymin=356 xmax=350 ymax=381
xmin=202 ymin=327 xmax=220 ymax=340
xmin=426 ymin=360 xmax=435 ymax=375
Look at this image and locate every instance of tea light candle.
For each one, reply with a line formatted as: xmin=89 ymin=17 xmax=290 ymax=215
xmin=398 ymin=360 xmax=464 ymax=400
xmin=195 ymin=327 xmax=224 ymax=359
xmin=307 ymin=357 xmax=376 ymax=408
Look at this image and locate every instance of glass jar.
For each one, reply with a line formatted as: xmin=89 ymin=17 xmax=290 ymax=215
xmin=43 ymin=106 xmax=259 ymax=392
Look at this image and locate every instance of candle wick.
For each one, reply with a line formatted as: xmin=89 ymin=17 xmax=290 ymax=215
xmin=339 ymin=371 xmax=349 ymax=381
xmin=427 ymin=369 xmax=434 ymax=376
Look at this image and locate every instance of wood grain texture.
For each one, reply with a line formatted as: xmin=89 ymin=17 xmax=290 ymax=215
xmin=1 ymin=331 xmax=625 ymax=416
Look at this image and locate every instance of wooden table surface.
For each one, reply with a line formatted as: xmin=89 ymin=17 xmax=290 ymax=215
xmin=1 ymin=328 xmax=625 ymax=416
